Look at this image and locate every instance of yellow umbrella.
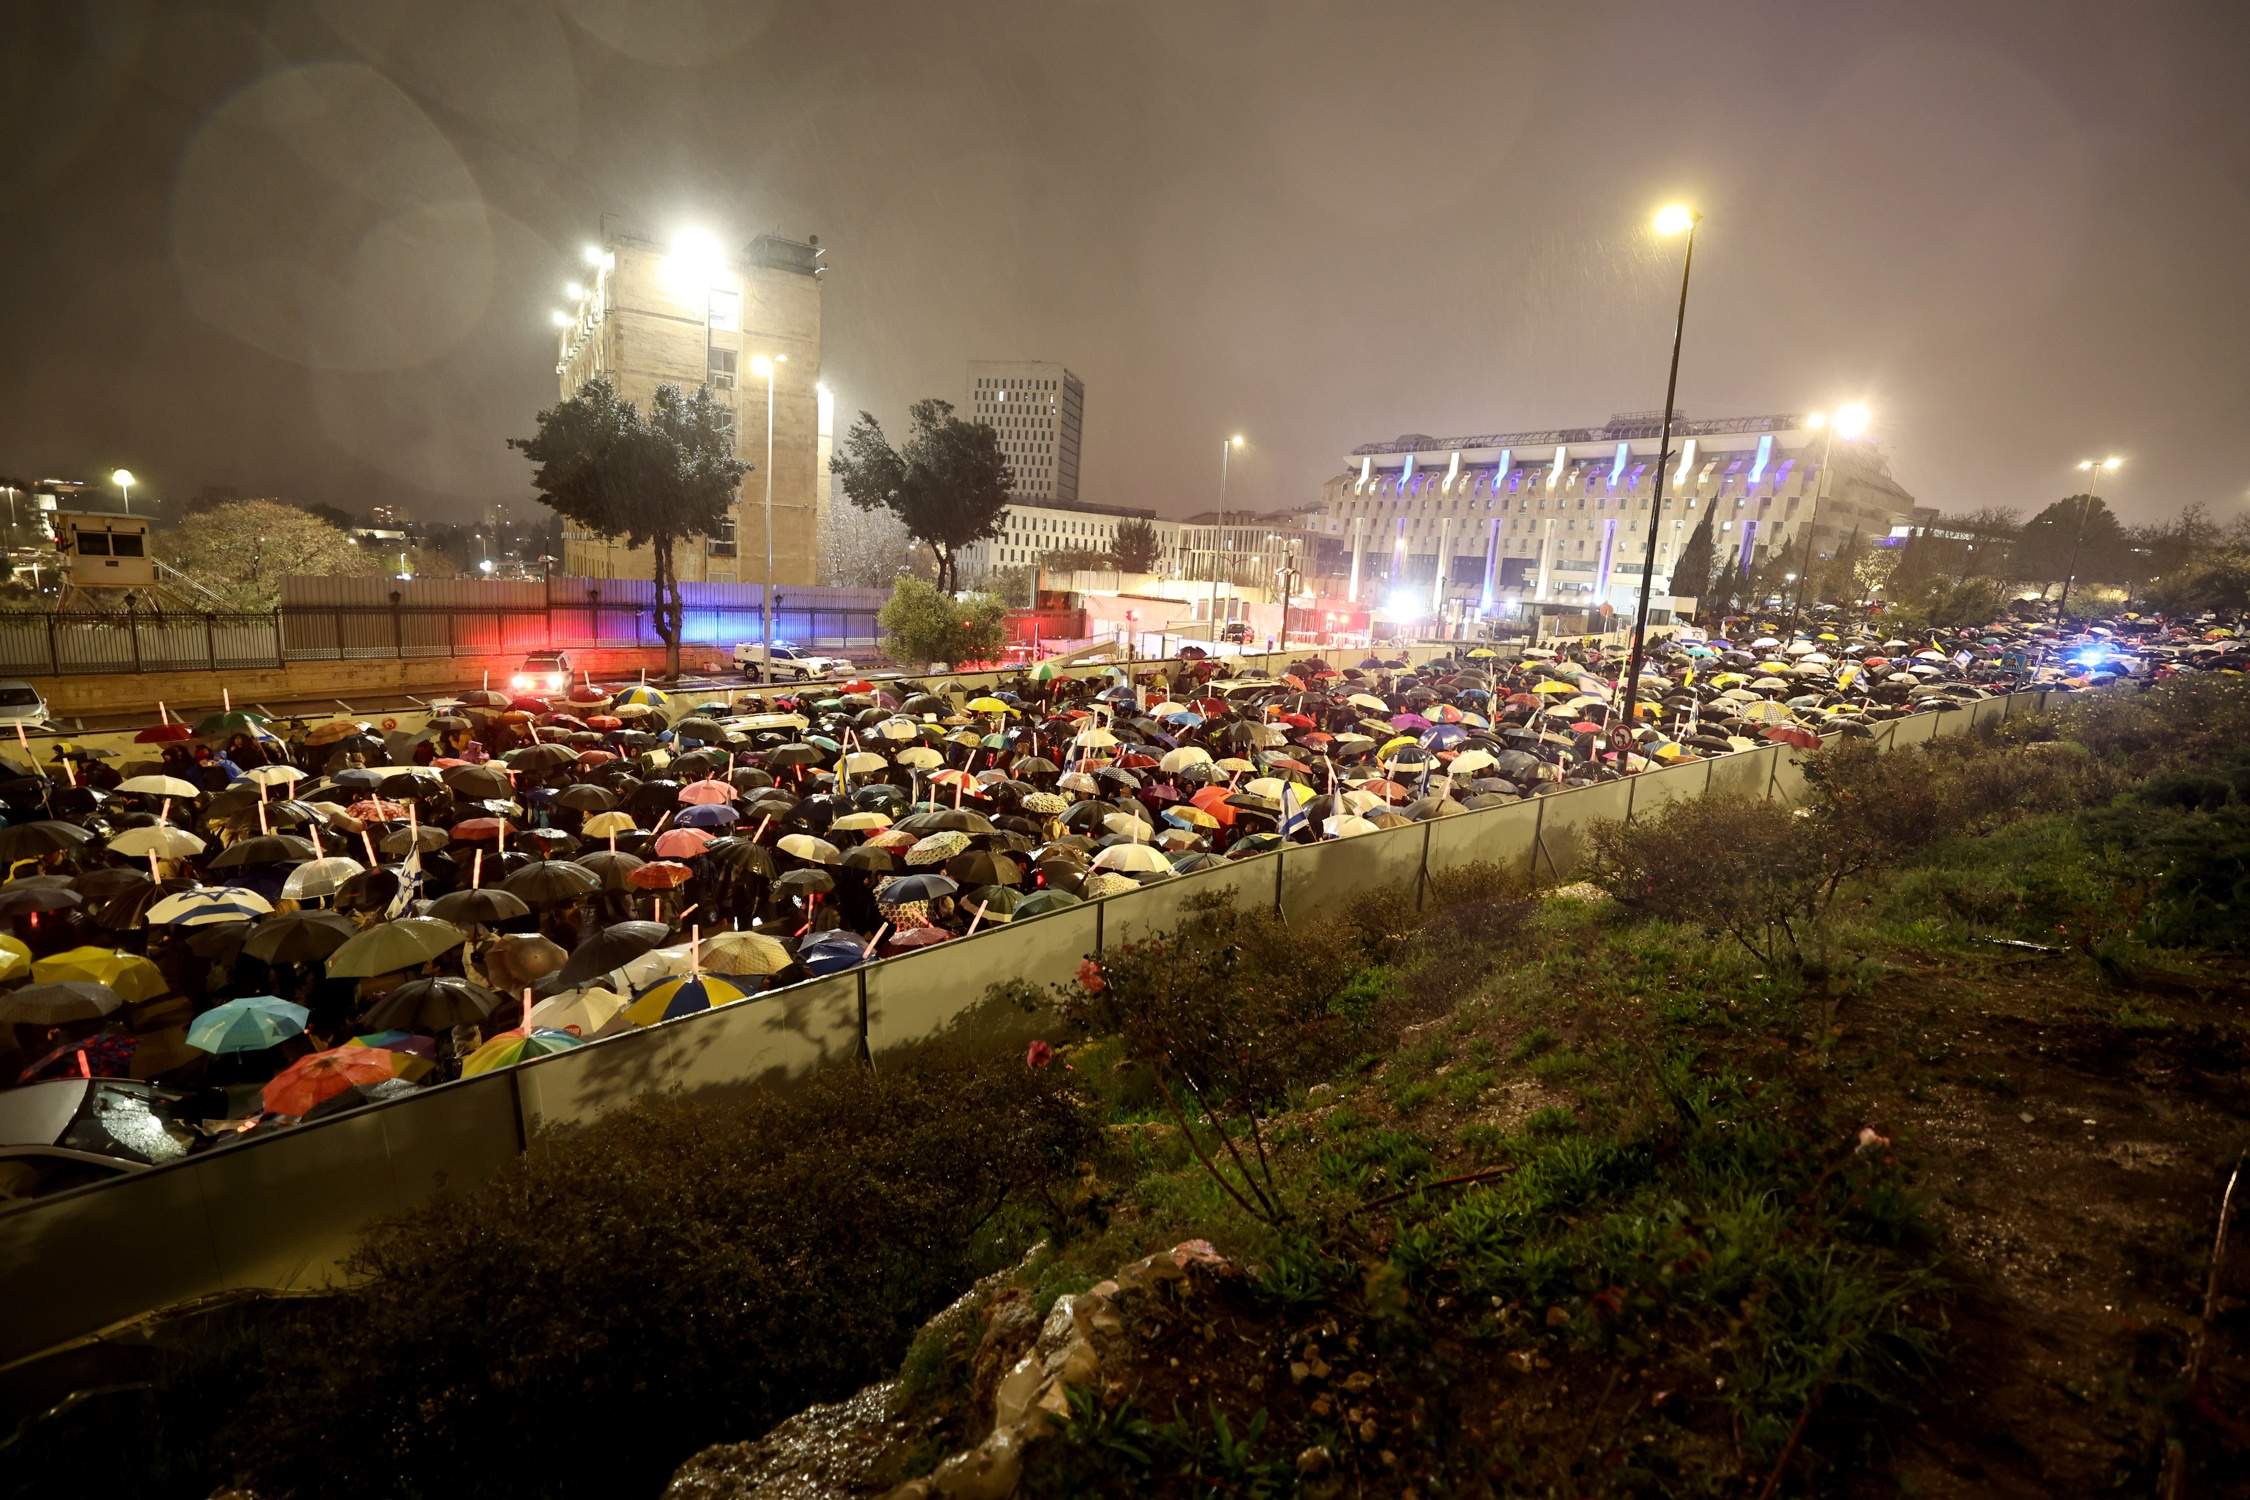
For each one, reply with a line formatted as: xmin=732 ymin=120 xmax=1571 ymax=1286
xmin=831 ymin=811 xmax=893 ymax=831
xmin=582 ymin=811 xmax=638 ymax=837
xmin=841 ymin=751 xmax=888 ymax=775
xmin=966 ymin=696 xmax=1013 ymax=714
xmin=1531 ymin=680 xmax=1578 ymax=696
xmin=1466 ymin=647 xmax=1498 ymax=658
xmin=33 ymin=946 xmax=169 ymax=1003
xmin=0 ymin=934 xmax=29 ymax=982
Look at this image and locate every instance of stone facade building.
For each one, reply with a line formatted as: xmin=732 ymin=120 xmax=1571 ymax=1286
xmin=553 ymin=218 xmax=827 ymax=586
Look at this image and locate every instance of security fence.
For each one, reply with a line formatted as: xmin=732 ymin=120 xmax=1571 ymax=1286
xmin=0 ymin=680 xmax=2062 ymax=1367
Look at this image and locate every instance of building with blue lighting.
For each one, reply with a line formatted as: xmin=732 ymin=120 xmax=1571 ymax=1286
xmin=1307 ymin=411 xmax=1915 ymax=618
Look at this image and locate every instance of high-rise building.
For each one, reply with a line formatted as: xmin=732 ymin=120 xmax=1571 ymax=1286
xmin=955 ymin=498 xmax=1165 ymax=583
xmin=967 ymin=361 xmax=1083 ymax=504
xmin=552 ymin=217 xmax=826 ymax=584
xmin=1305 ymin=411 xmax=1915 ymax=614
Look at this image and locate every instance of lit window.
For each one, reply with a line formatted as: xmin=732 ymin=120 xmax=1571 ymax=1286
xmin=706 ymin=289 xmax=741 ymax=331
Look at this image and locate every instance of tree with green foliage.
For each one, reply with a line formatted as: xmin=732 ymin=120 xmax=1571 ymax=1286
xmin=2014 ymin=494 xmax=2127 ymax=597
xmin=830 ymin=400 xmax=1012 ymax=592
xmin=508 ymin=376 xmax=745 ymax=679
xmin=879 ymin=575 xmax=1009 ymax=667
xmin=161 ymin=498 xmax=369 ymax=611
xmin=1667 ymin=499 xmax=1717 ymax=617
xmin=2143 ymin=547 xmax=2250 ymax=616
xmin=1818 ymin=525 xmax=1865 ymax=605
xmin=1109 ymin=517 xmax=1161 ymax=573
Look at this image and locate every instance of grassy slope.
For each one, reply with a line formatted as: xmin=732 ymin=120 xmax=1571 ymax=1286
xmin=900 ymin=761 xmax=2250 ymax=1495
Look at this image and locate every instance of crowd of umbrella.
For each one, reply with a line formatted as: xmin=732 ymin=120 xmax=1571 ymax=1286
xmin=0 ymin=610 xmax=2237 ymax=1145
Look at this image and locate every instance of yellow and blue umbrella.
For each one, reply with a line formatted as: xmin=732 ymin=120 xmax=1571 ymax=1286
xmin=460 ymin=1027 xmax=587 ymax=1076
xmin=622 ymin=972 xmax=750 ymax=1026
xmin=187 ymin=995 xmax=309 ymax=1054
xmin=613 ymin=684 xmax=671 ymax=709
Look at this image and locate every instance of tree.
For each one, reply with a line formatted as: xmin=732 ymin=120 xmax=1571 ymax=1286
xmin=878 ymin=575 xmax=1008 ymax=667
xmin=1952 ymin=507 xmax=2021 ymax=582
xmin=820 ymin=499 xmax=922 ymax=588
xmin=161 ymin=499 xmax=370 ymax=611
xmin=1816 ymin=524 xmax=1865 ymax=605
xmin=1041 ymin=546 xmax=1110 ymax=574
xmin=829 ymin=400 xmax=1011 ymax=592
xmin=1109 ymin=517 xmax=1161 ymax=573
xmin=508 ymin=376 xmax=745 ymax=679
xmin=1668 ymin=500 xmax=1717 ymax=617
xmin=2013 ymin=495 xmax=2127 ymax=597
xmin=2142 ymin=547 xmax=2250 ymax=616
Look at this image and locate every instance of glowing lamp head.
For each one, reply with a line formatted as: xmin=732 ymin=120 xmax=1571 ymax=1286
xmin=563 ymin=281 xmax=586 ymax=300
xmin=580 ymin=243 xmax=606 ymax=267
xmin=549 ymin=309 xmax=572 ymax=328
xmin=748 ymin=354 xmax=775 ymax=380
xmin=1653 ymin=202 xmax=1698 ymax=236
xmin=110 ymin=468 xmax=135 ymax=488
xmin=664 ymin=227 xmax=726 ymax=292
xmin=1832 ymin=403 xmax=1871 ymax=439
xmin=1229 ymin=433 xmax=1245 ymax=448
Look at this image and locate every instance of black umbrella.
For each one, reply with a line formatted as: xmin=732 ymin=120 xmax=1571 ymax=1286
xmin=243 ymin=909 xmax=359 ymax=964
xmin=557 ymin=920 xmax=672 ymax=988
xmin=503 ymin=859 xmax=601 ymax=906
xmin=364 ymin=976 xmax=508 ymax=1030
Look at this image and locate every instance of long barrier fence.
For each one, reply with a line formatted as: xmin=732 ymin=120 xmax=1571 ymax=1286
xmin=0 ymin=654 xmax=2036 ymax=1369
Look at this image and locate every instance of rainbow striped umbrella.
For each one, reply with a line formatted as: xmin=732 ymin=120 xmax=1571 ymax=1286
xmin=622 ymin=973 xmax=750 ymax=1026
xmin=460 ymin=1028 xmax=587 ymax=1076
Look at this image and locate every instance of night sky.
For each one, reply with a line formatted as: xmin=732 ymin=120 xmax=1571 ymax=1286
xmin=3 ymin=0 xmax=2245 ymax=528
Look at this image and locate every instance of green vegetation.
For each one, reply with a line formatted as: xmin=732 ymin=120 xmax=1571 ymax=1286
xmin=878 ymin=573 xmax=1010 ymax=666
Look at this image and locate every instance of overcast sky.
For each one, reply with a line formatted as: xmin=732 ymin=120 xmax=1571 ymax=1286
xmin=4 ymin=0 xmax=2245 ymax=529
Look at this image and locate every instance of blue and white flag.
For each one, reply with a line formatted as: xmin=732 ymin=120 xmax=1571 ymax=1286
xmin=1278 ymin=783 xmax=1309 ymax=840
xmin=385 ymin=847 xmax=424 ymax=921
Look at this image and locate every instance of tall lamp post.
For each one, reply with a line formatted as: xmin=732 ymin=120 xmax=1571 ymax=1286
xmin=110 ymin=468 xmax=136 ymax=516
xmin=1207 ymin=434 xmax=1244 ymax=641
xmin=750 ymin=353 xmax=787 ymax=682
xmin=2056 ymin=455 xmax=2121 ymax=623
xmin=1784 ymin=402 xmax=1869 ymax=642
xmin=1617 ymin=203 xmax=1700 ymax=746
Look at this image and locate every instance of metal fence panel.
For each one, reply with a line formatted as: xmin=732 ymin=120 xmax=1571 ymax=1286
xmin=1532 ymin=779 xmax=1631 ymax=880
xmin=1102 ymin=855 xmax=1278 ymax=946
xmin=1278 ymin=820 xmax=1425 ymax=922
xmin=865 ymin=904 xmax=1099 ymax=1054
xmin=1426 ymin=798 xmax=1541 ymax=882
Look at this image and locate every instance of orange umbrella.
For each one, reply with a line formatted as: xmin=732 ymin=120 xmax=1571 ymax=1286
xmin=1188 ymin=786 xmax=1238 ymax=826
xmin=263 ymin=1047 xmax=399 ymax=1116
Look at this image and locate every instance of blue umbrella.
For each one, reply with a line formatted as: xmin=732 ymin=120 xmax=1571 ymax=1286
xmin=799 ymin=934 xmax=867 ymax=976
xmin=676 ymin=803 xmax=741 ymax=830
xmin=187 ymin=995 xmax=310 ymax=1054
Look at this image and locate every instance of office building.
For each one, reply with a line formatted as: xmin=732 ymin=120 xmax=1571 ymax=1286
xmin=955 ymin=498 xmax=1167 ymax=583
xmin=1307 ymin=411 xmax=1915 ymax=614
xmin=552 ymin=217 xmax=826 ymax=584
xmin=967 ymin=361 xmax=1083 ymax=504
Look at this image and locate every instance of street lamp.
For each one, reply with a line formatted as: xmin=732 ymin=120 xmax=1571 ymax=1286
xmin=1208 ymin=434 xmax=1244 ymax=640
xmin=750 ymin=353 xmax=788 ymax=682
xmin=1618 ymin=203 xmax=1701 ymax=747
xmin=1786 ymin=402 xmax=1870 ymax=642
xmin=2057 ymin=455 xmax=2123 ymax=623
xmin=110 ymin=468 xmax=136 ymax=515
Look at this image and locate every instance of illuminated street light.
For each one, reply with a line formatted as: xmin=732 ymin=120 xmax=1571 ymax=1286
xmin=665 ymin=227 xmax=725 ymax=294
xmin=1832 ymin=403 xmax=1871 ymax=440
xmin=580 ymin=243 xmax=606 ymax=267
xmin=549 ymin=309 xmax=572 ymax=328
xmin=2057 ymin=456 xmax=2125 ymax=623
xmin=1618 ymin=202 xmax=1702 ymax=742
xmin=1209 ymin=435 xmax=1246 ymax=639
xmin=563 ymin=281 xmax=586 ymax=300
xmin=110 ymin=468 xmax=136 ymax=514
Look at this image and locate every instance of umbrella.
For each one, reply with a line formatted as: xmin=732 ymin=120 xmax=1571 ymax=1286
xmin=691 ymin=929 xmax=789 ymax=977
xmin=187 ymin=996 xmax=309 ymax=1054
xmin=622 ymin=972 xmax=751 ymax=1026
xmin=264 ymin=1047 xmax=401 ymax=1117
xmin=461 ymin=1028 xmax=587 ymax=1076
xmin=627 ymin=860 xmax=694 ymax=891
xmin=527 ymin=987 xmax=630 ymax=1037
xmin=116 ymin=774 xmax=202 ymax=799
xmin=31 ymin=947 xmax=168 ymax=1003
xmin=327 ymin=916 xmax=468 ymax=977
xmin=557 ymin=921 xmax=674 ymax=987
xmin=504 ymin=860 xmax=601 ymax=906
xmin=243 ymin=909 xmax=359 ymax=965
xmin=146 ymin=886 xmax=275 ymax=927
xmin=362 ymin=975 xmax=507 ymax=1030
xmin=428 ymin=888 xmax=531 ymax=926
xmin=0 ymin=980 xmax=122 ymax=1026
xmin=280 ymin=856 xmax=366 ymax=902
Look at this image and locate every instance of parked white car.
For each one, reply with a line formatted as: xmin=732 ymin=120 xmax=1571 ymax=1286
xmin=0 ymin=680 xmax=48 ymax=729
xmin=733 ymin=642 xmax=852 ymax=682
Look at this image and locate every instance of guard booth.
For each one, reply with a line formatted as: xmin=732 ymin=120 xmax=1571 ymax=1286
xmin=53 ymin=511 xmax=157 ymax=611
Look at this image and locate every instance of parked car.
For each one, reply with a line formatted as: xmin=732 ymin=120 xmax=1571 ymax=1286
xmin=0 ymin=680 xmax=49 ymax=728
xmin=0 ymin=1078 xmax=201 ymax=1201
xmin=1218 ymin=622 xmax=1252 ymax=645
xmin=733 ymin=642 xmax=852 ymax=682
xmin=510 ymin=650 xmax=573 ymax=694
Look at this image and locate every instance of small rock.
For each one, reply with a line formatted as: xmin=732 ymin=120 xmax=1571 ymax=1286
xmin=1341 ymin=1371 xmax=1374 ymax=1392
xmin=1296 ymin=1445 xmax=1333 ymax=1476
xmin=1311 ymin=1395 xmax=1333 ymax=1417
xmin=1544 ymin=1305 xmax=1572 ymax=1328
xmin=1358 ymin=1418 xmax=1378 ymax=1443
xmin=1506 ymin=1350 xmax=1535 ymax=1374
xmin=1289 ymin=1361 xmax=1311 ymax=1383
xmin=2019 ymin=1112 xmax=2035 ymax=1124
xmin=1306 ymin=1083 xmax=1336 ymax=1104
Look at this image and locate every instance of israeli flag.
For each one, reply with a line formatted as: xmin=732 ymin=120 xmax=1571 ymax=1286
xmin=1278 ymin=783 xmax=1309 ymax=840
xmin=385 ymin=847 xmax=424 ymax=921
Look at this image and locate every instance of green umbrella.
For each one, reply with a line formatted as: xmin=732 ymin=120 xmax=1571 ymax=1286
xmin=193 ymin=709 xmax=272 ymax=738
xmin=1012 ymin=890 xmax=1083 ymax=919
xmin=326 ymin=916 xmax=467 ymax=978
xmin=187 ymin=996 xmax=309 ymax=1054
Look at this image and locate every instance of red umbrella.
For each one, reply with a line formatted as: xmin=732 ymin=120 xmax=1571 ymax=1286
xmin=587 ymin=715 xmax=623 ymax=731
xmin=135 ymin=723 xmax=195 ymax=744
xmin=449 ymin=817 xmax=511 ymax=842
xmin=652 ymin=828 xmax=713 ymax=859
xmin=1764 ymin=726 xmax=1822 ymax=750
xmin=577 ymin=749 xmax=619 ymax=767
xmin=263 ymin=1047 xmax=398 ymax=1117
xmin=840 ymin=679 xmax=875 ymax=694
xmin=1570 ymin=721 xmax=1602 ymax=735
xmin=627 ymin=860 xmax=694 ymax=890
xmin=884 ymin=927 xmax=954 ymax=954
xmin=347 ymin=799 xmax=412 ymax=821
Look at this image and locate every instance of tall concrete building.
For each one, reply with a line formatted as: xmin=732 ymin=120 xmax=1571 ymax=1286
xmin=967 ymin=361 xmax=1083 ymax=504
xmin=1306 ymin=411 xmax=1915 ymax=616
xmin=955 ymin=498 xmax=1164 ymax=584
xmin=552 ymin=217 xmax=826 ymax=585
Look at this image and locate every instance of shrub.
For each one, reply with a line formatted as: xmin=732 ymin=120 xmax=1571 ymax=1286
xmin=1587 ymin=794 xmax=1843 ymax=974
xmin=105 ymin=1049 xmax=1099 ymax=1499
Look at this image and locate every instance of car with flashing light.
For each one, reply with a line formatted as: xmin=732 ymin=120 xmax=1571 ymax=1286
xmin=510 ymin=651 xmax=573 ymax=695
xmin=0 ymin=680 xmax=49 ymax=729
xmin=732 ymin=642 xmax=852 ymax=682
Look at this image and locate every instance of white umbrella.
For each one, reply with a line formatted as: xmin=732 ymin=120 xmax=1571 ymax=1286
xmin=242 ymin=765 xmax=306 ymax=788
xmin=146 ymin=886 xmax=274 ymax=926
xmin=116 ymin=775 xmax=200 ymax=800
xmin=895 ymin=745 xmax=944 ymax=770
xmin=1159 ymin=746 xmax=1212 ymax=773
xmin=1091 ymin=842 xmax=1170 ymax=873
xmin=528 ymin=987 xmax=630 ymax=1038
xmin=108 ymin=825 xmax=207 ymax=858
xmin=281 ymin=856 xmax=365 ymax=901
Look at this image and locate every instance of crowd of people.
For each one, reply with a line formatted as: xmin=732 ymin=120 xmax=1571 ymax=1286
xmin=0 ymin=606 xmax=2240 ymax=1190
